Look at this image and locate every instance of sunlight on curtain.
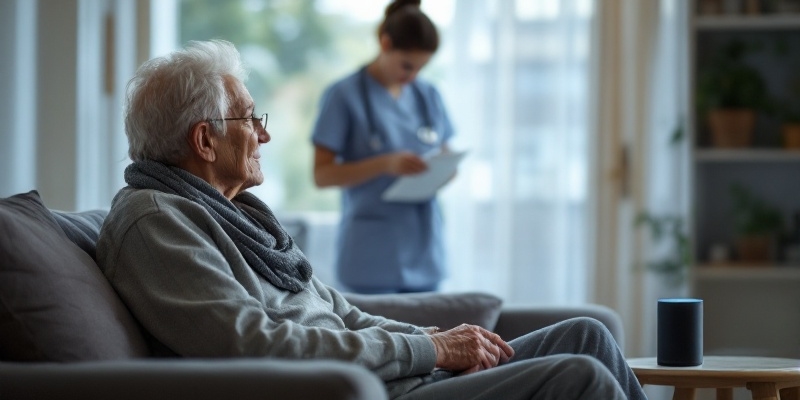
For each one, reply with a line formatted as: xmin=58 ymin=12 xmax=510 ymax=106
xmin=0 ymin=0 xmax=36 ymax=198
xmin=638 ymin=0 xmax=691 ymax=356
xmin=644 ymin=0 xmax=690 ymax=254
xmin=588 ymin=0 xmax=689 ymax=366
xmin=438 ymin=0 xmax=594 ymax=305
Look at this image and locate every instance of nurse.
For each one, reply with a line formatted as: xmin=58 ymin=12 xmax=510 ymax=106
xmin=311 ymin=0 xmax=455 ymax=294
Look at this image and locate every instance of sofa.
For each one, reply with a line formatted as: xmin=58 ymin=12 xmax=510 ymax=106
xmin=0 ymin=190 xmax=625 ymax=400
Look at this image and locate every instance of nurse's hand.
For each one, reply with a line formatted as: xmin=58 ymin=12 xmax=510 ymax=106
xmin=383 ymin=151 xmax=428 ymax=176
xmin=428 ymin=324 xmax=514 ymax=375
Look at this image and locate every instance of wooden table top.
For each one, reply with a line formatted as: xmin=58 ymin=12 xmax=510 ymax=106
xmin=628 ymin=356 xmax=800 ymax=383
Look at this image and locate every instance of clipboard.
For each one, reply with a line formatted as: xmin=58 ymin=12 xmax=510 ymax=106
xmin=381 ymin=151 xmax=467 ymax=202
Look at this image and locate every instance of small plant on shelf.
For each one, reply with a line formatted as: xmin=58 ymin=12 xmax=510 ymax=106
xmin=729 ymin=183 xmax=784 ymax=263
xmin=634 ymin=212 xmax=691 ymax=285
xmin=695 ymin=39 xmax=771 ymax=148
xmin=776 ymin=73 xmax=800 ymax=149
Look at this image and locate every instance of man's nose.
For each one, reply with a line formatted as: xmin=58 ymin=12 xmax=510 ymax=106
xmin=258 ymin=125 xmax=270 ymax=144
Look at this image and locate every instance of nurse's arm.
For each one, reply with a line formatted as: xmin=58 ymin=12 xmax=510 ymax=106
xmin=313 ymin=145 xmax=427 ymax=188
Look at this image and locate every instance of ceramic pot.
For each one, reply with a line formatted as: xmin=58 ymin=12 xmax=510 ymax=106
xmin=782 ymin=123 xmax=800 ymax=149
xmin=707 ymin=108 xmax=755 ymax=148
xmin=735 ymin=234 xmax=773 ymax=263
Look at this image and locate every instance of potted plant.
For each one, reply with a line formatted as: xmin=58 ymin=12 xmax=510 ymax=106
xmin=779 ymin=107 xmax=800 ymax=150
xmin=729 ymin=184 xmax=784 ymax=263
xmin=776 ymin=75 xmax=800 ymax=149
xmin=696 ymin=39 xmax=770 ymax=148
xmin=635 ymin=212 xmax=691 ymax=285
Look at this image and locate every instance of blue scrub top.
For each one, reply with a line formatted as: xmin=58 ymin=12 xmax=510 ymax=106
xmin=311 ymin=67 xmax=455 ymax=292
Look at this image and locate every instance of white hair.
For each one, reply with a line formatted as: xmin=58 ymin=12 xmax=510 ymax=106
xmin=124 ymin=39 xmax=249 ymax=163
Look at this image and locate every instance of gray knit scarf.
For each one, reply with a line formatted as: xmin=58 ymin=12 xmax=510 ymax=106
xmin=124 ymin=160 xmax=312 ymax=293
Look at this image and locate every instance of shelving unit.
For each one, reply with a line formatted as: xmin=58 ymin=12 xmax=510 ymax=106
xmin=695 ymin=148 xmax=800 ymax=162
xmin=688 ymin=1 xmax=800 ymax=360
xmin=695 ymin=14 xmax=800 ymax=30
xmin=694 ymin=264 xmax=800 ymax=279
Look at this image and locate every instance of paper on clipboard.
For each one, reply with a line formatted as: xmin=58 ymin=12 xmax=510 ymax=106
xmin=381 ymin=151 xmax=467 ymax=202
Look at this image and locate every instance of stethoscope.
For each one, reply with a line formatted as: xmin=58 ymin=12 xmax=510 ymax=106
xmin=360 ymin=66 xmax=438 ymax=152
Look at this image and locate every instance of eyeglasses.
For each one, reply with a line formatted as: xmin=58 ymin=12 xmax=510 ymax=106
xmin=208 ymin=113 xmax=268 ymax=128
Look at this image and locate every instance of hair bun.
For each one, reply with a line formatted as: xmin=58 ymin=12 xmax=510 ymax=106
xmin=384 ymin=0 xmax=422 ymax=18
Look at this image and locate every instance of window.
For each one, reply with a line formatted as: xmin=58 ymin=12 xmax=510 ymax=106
xmin=168 ymin=0 xmax=593 ymax=303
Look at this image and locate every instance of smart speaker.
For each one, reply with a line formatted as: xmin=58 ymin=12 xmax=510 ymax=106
xmin=657 ymin=298 xmax=703 ymax=367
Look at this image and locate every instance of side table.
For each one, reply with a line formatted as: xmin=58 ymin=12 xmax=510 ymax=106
xmin=627 ymin=356 xmax=800 ymax=400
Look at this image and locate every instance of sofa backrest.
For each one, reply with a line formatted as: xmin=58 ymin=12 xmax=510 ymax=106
xmin=51 ymin=208 xmax=108 ymax=261
xmin=0 ymin=191 xmax=150 ymax=361
xmin=344 ymin=291 xmax=503 ymax=332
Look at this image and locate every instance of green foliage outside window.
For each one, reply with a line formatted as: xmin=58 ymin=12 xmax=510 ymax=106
xmin=179 ymin=0 xmax=377 ymax=211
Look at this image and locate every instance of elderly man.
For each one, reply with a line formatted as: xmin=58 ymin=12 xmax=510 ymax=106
xmin=96 ymin=39 xmax=647 ymax=400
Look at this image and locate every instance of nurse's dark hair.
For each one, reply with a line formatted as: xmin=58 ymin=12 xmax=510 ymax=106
xmin=379 ymin=0 xmax=439 ymax=53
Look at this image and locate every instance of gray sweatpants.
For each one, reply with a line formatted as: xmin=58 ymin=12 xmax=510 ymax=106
xmin=397 ymin=317 xmax=647 ymax=400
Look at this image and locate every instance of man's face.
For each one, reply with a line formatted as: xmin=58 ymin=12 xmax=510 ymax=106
xmin=213 ymin=76 xmax=270 ymax=197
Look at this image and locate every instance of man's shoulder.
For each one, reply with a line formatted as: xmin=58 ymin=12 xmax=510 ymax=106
xmin=110 ymin=188 xmax=188 ymax=217
xmin=104 ymin=188 xmax=208 ymax=234
xmin=97 ymin=188 xmax=213 ymax=268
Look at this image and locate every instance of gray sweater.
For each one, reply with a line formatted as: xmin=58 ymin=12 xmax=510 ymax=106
xmin=96 ymin=188 xmax=438 ymax=398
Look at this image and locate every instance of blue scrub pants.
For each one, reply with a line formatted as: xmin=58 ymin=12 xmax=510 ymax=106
xmin=396 ymin=317 xmax=647 ymax=400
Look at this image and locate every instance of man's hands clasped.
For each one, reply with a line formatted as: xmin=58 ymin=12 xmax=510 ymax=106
xmin=428 ymin=324 xmax=515 ymax=375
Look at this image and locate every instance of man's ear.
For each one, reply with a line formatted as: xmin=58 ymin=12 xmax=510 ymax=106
xmin=187 ymin=121 xmax=217 ymax=162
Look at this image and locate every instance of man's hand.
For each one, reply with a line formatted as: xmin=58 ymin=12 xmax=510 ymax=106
xmin=420 ymin=326 xmax=440 ymax=335
xmin=429 ymin=324 xmax=515 ymax=375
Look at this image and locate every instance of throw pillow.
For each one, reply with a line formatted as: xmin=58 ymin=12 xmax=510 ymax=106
xmin=0 ymin=191 xmax=149 ymax=361
xmin=52 ymin=208 xmax=108 ymax=260
xmin=343 ymin=291 xmax=503 ymax=331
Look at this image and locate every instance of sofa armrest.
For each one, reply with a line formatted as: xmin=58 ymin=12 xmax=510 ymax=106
xmin=493 ymin=304 xmax=625 ymax=349
xmin=0 ymin=359 xmax=387 ymax=400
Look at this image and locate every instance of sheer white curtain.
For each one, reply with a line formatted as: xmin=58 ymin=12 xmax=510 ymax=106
xmin=589 ymin=0 xmax=689 ymax=362
xmin=0 ymin=0 xmax=36 ymax=198
xmin=638 ymin=0 xmax=691 ymax=355
xmin=0 ymin=0 xmax=137 ymax=211
xmin=438 ymin=0 xmax=594 ymax=305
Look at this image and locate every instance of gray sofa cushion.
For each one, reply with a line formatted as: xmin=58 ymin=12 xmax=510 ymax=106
xmin=0 ymin=191 xmax=149 ymax=361
xmin=344 ymin=291 xmax=503 ymax=331
xmin=51 ymin=208 xmax=108 ymax=260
